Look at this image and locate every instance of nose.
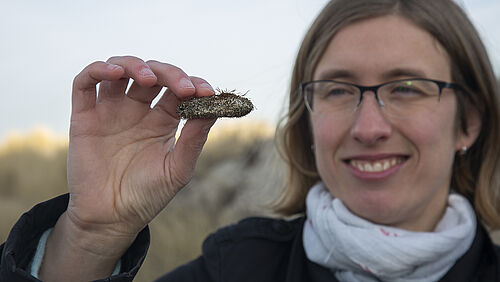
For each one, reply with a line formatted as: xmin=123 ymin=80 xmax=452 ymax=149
xmin=350 ymin=92 xmax=392 ymax=146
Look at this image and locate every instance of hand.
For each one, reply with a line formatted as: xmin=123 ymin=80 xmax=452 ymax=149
xmin=40 ymin=57 xmax=217 ymax=282
xmin=67 ymin=56 xmax=216 ymax=237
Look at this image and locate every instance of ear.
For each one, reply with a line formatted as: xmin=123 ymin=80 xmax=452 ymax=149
xmin=455 ymin=106 xmax=481 ymax=152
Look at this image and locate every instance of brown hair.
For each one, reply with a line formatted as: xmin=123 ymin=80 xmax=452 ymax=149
xmin=274 ymin=0 xmax=500 ymax=229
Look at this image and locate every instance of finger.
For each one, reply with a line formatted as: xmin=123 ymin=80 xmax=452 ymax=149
xmin=147 ymin=60 xmax=196 ymax=99
xmin=72 ymin=61 xmax=124 ymax=114
xmin=97 ymin=56 xmax=158 ymax=103
xmin=140 ymin=84 xmax=195 ymax=135
xmin=136 ymin=76 xmax=215 ymax=126
xmin=150 ymin=89 xmax=182 ymax=123
xmin=97 ymin=78 xmax=129 ymax=103
xmin=126 ymin=81 xmax=163 ymax=105
xmin=106 ymin=56 xmax=157 ymax=87
xmin=189 ymin=76 xmax=215 ymax=97
xmin=124 ymin=70 xmax=214 ymax=106
xmin=138 ymin=89 xmax=182 ymax=137
xmin=170 ymin=118 xmax=217 ymax=184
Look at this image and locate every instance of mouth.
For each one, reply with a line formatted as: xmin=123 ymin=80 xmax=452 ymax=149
xmin=343 ymin=155 xmax=409 ymax=176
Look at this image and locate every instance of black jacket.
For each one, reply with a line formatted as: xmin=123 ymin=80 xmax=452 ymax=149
xmin=1 ymin=194 xmax=499 ymax=282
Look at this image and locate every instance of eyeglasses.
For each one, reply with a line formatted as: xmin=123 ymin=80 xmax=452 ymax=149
xmin=301 ymin=78 xmax=459 ymax=119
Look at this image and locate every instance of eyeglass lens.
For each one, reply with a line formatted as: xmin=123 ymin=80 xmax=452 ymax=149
xmin=304 ymin=79 xmax=443 ymax=119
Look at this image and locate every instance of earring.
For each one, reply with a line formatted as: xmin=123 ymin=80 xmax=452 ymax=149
xmin=311 ymin=144 xmax=315 ymax=152
xmin=460 ymin=146 xmax=468 ymax=155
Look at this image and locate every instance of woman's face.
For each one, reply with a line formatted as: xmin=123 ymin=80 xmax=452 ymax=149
xmin=311 ymin=15 xmax=474 ymax=231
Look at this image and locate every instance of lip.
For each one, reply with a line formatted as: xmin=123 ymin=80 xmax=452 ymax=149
xmin=343 ymin=154 xmax=409 ymax=181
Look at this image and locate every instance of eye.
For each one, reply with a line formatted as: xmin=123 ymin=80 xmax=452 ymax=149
xmin=388 ymin=81 xmax=428 ymax=97
xmin=393 ymin=86 xmax=422 ymax=95
xmin=328 ymin=88 xmax=349 ymax=95
xmin=320 ymin=83 xmax=356 ymax=99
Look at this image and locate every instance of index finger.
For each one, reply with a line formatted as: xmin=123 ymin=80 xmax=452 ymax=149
xmin=146 ymin=60 xmax=197 ymax=99
xmin=72 ymin=61 xmax=124 ymax=114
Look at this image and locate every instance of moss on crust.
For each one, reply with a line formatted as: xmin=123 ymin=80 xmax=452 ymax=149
xmin=177 ymin=92 xmax=254 ymax=119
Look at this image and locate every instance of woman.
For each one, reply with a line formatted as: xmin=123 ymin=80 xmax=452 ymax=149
xmin=1 ymin=0 xmax=499 ymax=281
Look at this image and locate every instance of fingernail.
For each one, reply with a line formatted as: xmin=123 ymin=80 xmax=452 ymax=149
xmin=199 ymin=82 xmax=214 ymax=91
xmin=180 ymin=78 xmax=195 ymax=89
xmin=140 ymin=68 xmax=155 ymax=78
xmin=107 ymin=63 xmax=122 ymax=71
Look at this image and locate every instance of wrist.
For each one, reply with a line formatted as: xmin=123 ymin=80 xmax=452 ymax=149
xmin=60 ymin=211 xmax=137 ymax=258
xmin=39 ymin=212 xmax=136 ymax=281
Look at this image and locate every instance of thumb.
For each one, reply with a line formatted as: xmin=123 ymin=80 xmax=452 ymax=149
xmin=170 ymin=118 xmax=217 ymax=184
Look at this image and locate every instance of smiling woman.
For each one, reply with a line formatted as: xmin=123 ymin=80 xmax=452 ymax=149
xmin=274 ymin=0 xmax=500 ymax=280
xmin=275 ymin=0 xmax=499 ymax=226
xmin=1 ymin=0 xmax=499 ymax=282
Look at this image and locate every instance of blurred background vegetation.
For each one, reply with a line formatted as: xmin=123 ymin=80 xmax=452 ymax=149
xmin=0 ymin=121 xmax=286 ymax=281
xmin=2 ymin=77 xmax=500 ymax=280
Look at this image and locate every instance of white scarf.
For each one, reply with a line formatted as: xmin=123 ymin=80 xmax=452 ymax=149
xmin=303 ymin=182 xmax=476 ymax=282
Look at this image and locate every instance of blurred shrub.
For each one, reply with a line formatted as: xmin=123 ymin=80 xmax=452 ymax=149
xmin=0 ymin=128 xmax=68 ymax=202
xmin=0 ymin=122 xmax=284 ymax=281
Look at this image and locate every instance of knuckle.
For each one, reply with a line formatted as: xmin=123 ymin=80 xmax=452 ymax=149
xmin=164 ymin=63 xmax=183 ymax=75
xmin=145 ymin=59 xmax=160 ymax=65
xmin=72 ymin=75 xmax=80 ymax=88
xmin=83 ymin=61 xmax=106 ymax=74
xmin=189 ymin=76 xmax=204 ymax=82
xmin=106 ymin=56 xmax=121 ymax=63
xmin=107 ymin=55 xmax=144 ymax=65
xmin=90 ymin=60 xmax=106 ymax=67
xmin=156 ymin=61 xmax=181 ymax=73
xmin=148 ymin=61 xmax=188 ymax=79
xmin=73 ymin=61 xmax=106 ymax=87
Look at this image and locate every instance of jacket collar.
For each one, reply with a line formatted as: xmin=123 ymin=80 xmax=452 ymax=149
xmin=285 ymin=217 xmax=338 ymax=282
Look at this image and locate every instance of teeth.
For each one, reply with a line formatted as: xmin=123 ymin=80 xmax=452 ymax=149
xmin=383 ymin=161 xmax=390 ymax=170
xmin=350 ymin=157 xmax=403 ymax=173
xmin=364 ymin=163 xmax=373 ymax=172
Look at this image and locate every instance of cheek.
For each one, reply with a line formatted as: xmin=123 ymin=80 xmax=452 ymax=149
xmin=404 ymin=107 xmax=458 ymax=152
xmin=311 ymin=117 xmax=330 ymax=146
xmin=312 ymin=116 xmax=335 ymax=149
xmin=311 ymin=116 xmax=349 ymax=167
xmin=400 ymin=108 xmax=459 ymax=181
xmin=407 ymin=120 xmax=448 ymax=146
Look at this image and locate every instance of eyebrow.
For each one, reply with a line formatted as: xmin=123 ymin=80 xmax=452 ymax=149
xmin=381 ymin=68 xmax=428 ymax=80
xmin=316 ymin=69 xmax=356 ymax=81
xmin=315 ymin=67 xmax=429 ymax=82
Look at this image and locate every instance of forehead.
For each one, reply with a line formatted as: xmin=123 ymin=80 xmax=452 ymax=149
xmin=314 ymin=15 xmax=452 ymax=83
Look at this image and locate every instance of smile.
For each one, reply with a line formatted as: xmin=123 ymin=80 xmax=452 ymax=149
xmin=349 ymin=157 xmax=406 ymax=173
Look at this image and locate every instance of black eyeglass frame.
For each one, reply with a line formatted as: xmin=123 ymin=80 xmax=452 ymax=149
xmin=301 ymin=78 xmax=460 ymax=113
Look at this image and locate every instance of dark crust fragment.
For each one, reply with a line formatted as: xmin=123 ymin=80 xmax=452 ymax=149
xmin=177 ymin=92 xmax=254 ymax=119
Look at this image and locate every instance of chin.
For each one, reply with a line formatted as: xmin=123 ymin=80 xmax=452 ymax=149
xmin=341 ymin=191 xmax=406 ymax=226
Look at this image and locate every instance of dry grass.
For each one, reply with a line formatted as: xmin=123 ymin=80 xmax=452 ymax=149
xmin=0 ymin=127 xmax=68 ymax=202
xmin=0 ymin=123 xmax=283 ymax=281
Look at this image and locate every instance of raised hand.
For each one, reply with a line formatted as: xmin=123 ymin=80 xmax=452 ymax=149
xmin=40 ymin=56 xmax=216 ymax=281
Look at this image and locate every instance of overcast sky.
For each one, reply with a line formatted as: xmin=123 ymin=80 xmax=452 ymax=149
xmin=0 ymin=0 xmax=498 ymax=140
